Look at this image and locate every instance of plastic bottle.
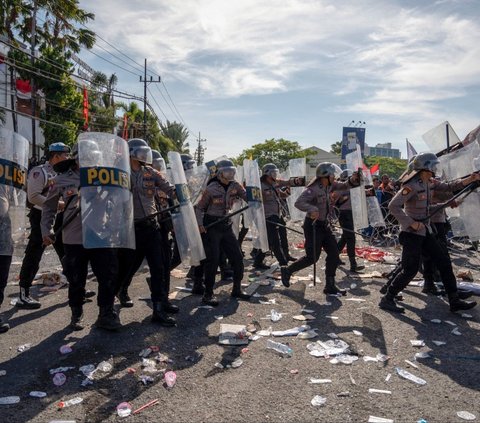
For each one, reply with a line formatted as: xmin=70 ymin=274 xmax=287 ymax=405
xmin=116 ymin=402 xmax=132 ymax=418
xmin=395 ymin=367 xmax=427 ymax=385
xmin=164 ymin=371 xmax=177 ymax=388
xmin=266 ymin=339 xmax=292 ymax=356
xmin=57 ymin=397 xmax=83 ymax=409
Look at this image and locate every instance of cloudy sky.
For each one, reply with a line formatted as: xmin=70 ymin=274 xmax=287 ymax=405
xmin=79 ymin=0 xmax=480 ymax=160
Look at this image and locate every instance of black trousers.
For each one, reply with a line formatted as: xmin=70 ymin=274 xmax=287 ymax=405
xmin=203 ymin=224 xmax=244 ymax=295
xmin=63 ymin=244 xmax=118 ymax=308
xmin=0 ymin=255 xmax=12 ymax=306
xmin=117 ymin=221 xmax=168 ymax=303
xmin=255 ymin=215 xmax=288 ymax=266
xmin=337 ymin=209 xmax=356 ymax=261
xmin=19 ymin=208 xmax=65 ymax=290
xmin=288 ymin=217 xmax=339 ymax=277
xmin=388 ymin=231 xmax=457 ymax=296
xmin=422 ymin=222 xmax=448 ymax=283
xmin=278 ymin=216 xmax=290 ymax=258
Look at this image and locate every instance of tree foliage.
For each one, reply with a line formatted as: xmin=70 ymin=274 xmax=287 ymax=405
xmin=364 ymin=156 xmax=408 ymax=179
xmin=234 ymin=138 xmax=314 ymax=171
xmin=330 ymin=140 xmax=342 ymax=155
xmin=159 ymin=120 xmax=190 ymax=153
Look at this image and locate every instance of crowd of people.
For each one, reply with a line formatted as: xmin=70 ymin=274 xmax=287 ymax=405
xmin=0 ymin=130 xmax=478 ymax=336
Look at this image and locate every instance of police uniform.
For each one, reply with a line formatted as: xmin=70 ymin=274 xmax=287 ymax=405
xmin=116 ymin=165 xmax=177 ymax=325
xmin=254 ymin=178 xmax=291 ymax=268
xmin=382 ymin=176 xmax=476 ymax=312
xmin=196 ymin=177 xmax=247 ymax=302
xmin=41 ymin=167 xmax=120 ymax=330
xmin=0 ymin=186 xmax=13 ymax=333
xmin=17 ymin=161 xmax=65 ymax=308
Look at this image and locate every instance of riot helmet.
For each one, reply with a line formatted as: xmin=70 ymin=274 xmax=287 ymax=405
xmin=316 ymin=162 xmax=340 ymax=178
xmin=262 ymin=163 xmax=280 ymax=180
xmin=339 ymin=168 xmax=353 ymax=181
xmin=216 ymin=159 xmax=236 ymax=182
xmin=181 ymin=153 xmax=196 ymax=171
xmin=152 ymin=150 xmax=167 ymax=174
xmin=411 ymin=152 xmax=440 ymax=175
xmin=49 ymin=142 xmax=71 ymax=153
xmin=128 ymin=138 xmax=153 ymax=165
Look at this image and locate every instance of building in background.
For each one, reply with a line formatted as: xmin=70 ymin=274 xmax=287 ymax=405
xmin=365 ymin=142 xmax=401 ymax=159
xmin=303 ymin=146 xmax=342 ymax=181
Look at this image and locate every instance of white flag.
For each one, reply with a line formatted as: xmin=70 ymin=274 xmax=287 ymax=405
xmin=406 ymin=139 xmax=417 ymax=160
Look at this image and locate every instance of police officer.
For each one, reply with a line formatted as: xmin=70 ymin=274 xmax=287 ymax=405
xmin=253 ymin=163 xmax=298 ymax=270
xmin=333 ymin=169 xmax=365 ymax=273
xmin=181 ymin=153 xmax=196 ymax=171
xmin=281 ymin=162 xmax=361 ymax=294
xmin=0 ymin=186 xmax=13 ymax=333
xmin=16 ymin=143 xmax=71 ymax=309
xmin=116 ymin=139 xmax=177 ymax=326
xmin=196 ymin=159 xmax=250 ymax=306
xmin=379 ymin=152 xmax=478 ymax=313
xmin=41 ymin=143 xmax=121 ymax=331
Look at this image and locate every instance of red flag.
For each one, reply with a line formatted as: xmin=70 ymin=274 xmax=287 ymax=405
xmin=82 ymin=86 xmax=89 ymax=131
xmin=369 ymin=163 xmax=380 ymax=175
xmin=16 ymin=79 xmax=32 ymax=99
xmin=122 ymin=114 xmax=128 ymax=140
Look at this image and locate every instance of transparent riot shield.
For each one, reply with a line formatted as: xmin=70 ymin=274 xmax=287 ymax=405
xmin=243 ymin=159 xmax=269 ymax=252
xmin=422 ymin=121 xmax=461 ymax=153
xmin=78 ymin=132 xmax=134 ymax=249
xmin=0 ymin=128 xmax=29 ymax=256
xmin=366 ymin=197 xmax=385 ymax=227
xmin=346 ymin=146 xmax=368 ymax=230
xmin=168 ymin=151 xmax=206 ymax=266
xmin=287 ymin=158 xmax=306 ymax=222
xmin=231 ymin=165 xmax=247 ymax=238
xmin=185 ymin=165 xmax=210 ymax=206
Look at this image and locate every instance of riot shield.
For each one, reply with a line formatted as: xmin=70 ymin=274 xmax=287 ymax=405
xmin=168 ymin=151 xmax=206 ymax=266
xmin=78 ymin=132 xmax=134 ymax=249
xmin=422 ymin=121 xmax=461 ymax=153
xmin=366 ymin=197 xmax=385 ymax=227
xmin=287 ymin=158 xmax=306 ymax=222
xmin=346 ymin=146 xmax=369 ymax=230
xmin=243 ymin=159 xmax=269 ymax=252
xmin=0 ymin=128 xmax=29 ymax=256
xmin=231 ymin=165 xmax=247 ymax=238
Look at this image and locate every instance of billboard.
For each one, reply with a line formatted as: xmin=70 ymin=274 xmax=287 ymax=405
xmin=341 ymin=127 xmax=366 ymax=164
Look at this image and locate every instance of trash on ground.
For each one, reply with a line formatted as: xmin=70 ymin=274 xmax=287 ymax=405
xmin=456 ymin=270 xmax=474 ymax=281
xmin=444 ymin=320 xmax=457 ymax=326
xmin=430 ymin=319 xmax=442 ymax=324
xmin=0 ymin=396 xmax=21 ymax=405
xmin=309 ymin=378 xmax=332 ymax=384
xmin=405 ymin=360 xmax=419 ymax=369
xmin=117 ymin=402 xmax=132 ymax=418
xmin=164 ymin=371 xmax=177 ymax=388
xmin=327 ymin=333 xmax=339 ymax=339
xmin=218 ymin=324 xmax=248 ymax=346
xmin=266 ymin=339 xmax=293 ymax=356
xmin=140 ymin=375 xmax=154 ymax=385
xmin=17 ymin=343 xmax=32 ymax=353
xmin=307 ymin=339 xmax=351 ymax=358
xmin=57 ymin=397 xmax=83 ymax=409
xmin=29 ymin=391 xmax=47 ymax=398
xmin=330 ymin=354 xmax=359 ymax=365
xmin=385 ymin=373 xmax=391 ymax=382
xmin=363 ymin=353 xmax=389 ymax=363
xmin=357 ymin=271 xmax=383 ymax=278
xmin=59 ymin=345 xmax=72 ymax=355
xmin=170 ymin=269 xmax=187 ymax=278
xmin=0 ymin=370 xmax=6 ymax=376
xmin=410 ymin=340 xmax=425 ymax=347
xmin=132 ymin=399 xmax=159 ymax=415
xmin=259 ymin=299 xmax=276 ymax=305
xmin=352 ymin=330 xmax=363 ymax=336
xmin=50 ymin=367 xmax=75 ymax=375
xmin=368 ymin=416 xmax=394 ymax=423
xmin=52 ymin=373 xmax=67 ymax=386
xmin=168 ymin=290 xmax=191 ymax=300
xmin=293 ymin=314 xmax=315 ymax=321
xmin=457 ymin=281 xmax=480 ymax=295
xmin=310 ymin=395 xmax=327 ymax=406
xmin=461 ymin=313 xmax=473 ymax=318
xmin=369 ymin=388 xmax=392 ymax=394
xmin=272 ymin=325 xmax=310 ymax=337
xmin=325 ymin=315 xmax=338 ymax=320
xmin=456 ymin=411 xmax=476 ymax=421
xmin=395 ymin=367 xmax=426 ymax=385
xmin=96 ymin=361 xmax=113 ymax=372
xmin=270 ymin=309 xmax=282 ymax=322
xmin=139 ymin=348 xmax=152 ymax=358
xmin=452 ymin=328 xmax=462 ymax=336
xmin=79 ymin=365 xmax=95 ymax=377
xmin=241 ymin=347 xmax=249 ymax=354
xmin=415 ymin=352 xmax=431 ymax=360
xmin=197 ymin=305 xmax=214 ymax=310
xmin=231 ymin=358 xmax=243 ymax=368
xmin=345 ymin=298 xmax=366 ymax=302
xmin=432 ymin=340 xmax=446 ymax=346
xmin=214 ymin=315 xmax=224 ymax=320
xmin=337 ymin=391 xmax=351 ymax=397
xmin=297 ymin=329 xmax=318 ymax=339
xmin=289 ymin=369 xmax=299 ymax=374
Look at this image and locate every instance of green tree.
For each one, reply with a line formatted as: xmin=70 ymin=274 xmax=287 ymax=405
xmin=159 ymin=120 xmax=190 ymax=153
xmin=330 ymin=140 xmax=342 ymax=155
xmin=364 ymin=156 xmax=408 ymax=179
xmin=88 ymin=71 xmax=118 ymax=133
xmin=234 ymin=138 xmax=314 ymax=171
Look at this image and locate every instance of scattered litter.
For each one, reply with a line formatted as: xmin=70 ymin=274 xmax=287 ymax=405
xmin=289 ymin=369 xmax=298 ymax=374
xmin=432 ymin=340 xmax=446 ymax=346
xmin=81 ymin=378 xmax=93 ymax=387
xmin=330 ymin=354 xmax=358 ymax=365
xmin=461 ymin=313 xmax=473 ymax=319
xmin=307 ymin=339 xmax=351 ymax=357
xmin=297 ymin=330 xmax=318 ymax=340
xmin=457 ymin=411 xmax=476 ymax=421
xmin=117 ymin=402 xmax=132 ymax=418
xmin=257 ymin=328 xmax=272 ymax=337
xmin=52 ymin=373 xmax=67 ymax=386
xmin=357 ymin=271 xmax=383 ymax=278
xmin=345 ymin=298 xmax=366 ymax=302
xmin=259 ymin=299 xmax=276 ymax=305
xmin=270 ymin=309 xmax=282 ymax=322
xmin=231 ymin=358 xmax=243 ymax=368
xmin=272 ymin=325 xmax=310 ymax=337
xmin=247 ymin=313 xmax=254 ymax=318
xmin=444 ymin=320 xmax=457 ymax=326
xmin=29 ymin=391 xmax=47 ymax=398
xmin=301 ymin=308 xmax=315 ymax=313
xmin=369 ymin=388 xmax=392 ymax=395
xmin=452 ymin=328 xmax=462 ymax=336
xmin=457 ymin=270 xmax=474 ymax=281
xmin=96 ymin=361 xmax=112 ymax=372
xmin=350 ymin=283 xmax=357 ymax=289
xmin=410 ymin=340 xmax=425 ymax=347
xmin=170 ymin=269 xmax=187 ymax=278
xmin=415 ymin=352 xmax=431 ymax=360
xmin=59 ymin=345 xmax=72 ymax=355
xmin=363 ymin=354 xmax=389 ymax=363
xmin=0 ymin=396 xmax=20 ymax=405
xmin=395 ymin=367 xmax=426 ymax=385
xmin=267 ymin=339 xmax=292 ymax=356
xmin=405 ymin=360 xmax=419 ymax=369
xmin=156 ymin=353 xmax=171 ymax=363
xmin=430 ymin=319 xmax=442 ymax=324
xmin=353 ymin=330 xmax=363 ymax=336
xmin=140 ymin=375 xmax=154 ymax=385
xmin=309 ymin=378 xmax=331 ymax=384
xmin=10 ymin=298 xmax=18 ymax=306
xmin=79 ymin=365 xmax=95 ymax=377
xmin=50 ymin=367 xmax=75 ymax=375
xmin=214 ymin=315 xmax=224 ymax=320
xmin=132 ymin=399 xmax=159 ymax=415
xmin=127 ymin=368 xmax=136 ymax=374
xmin=349 ymin=373 xmax=356 ymax=385
xmin=337 ymin=391 xmax=351 ymax=397
xmin=327 ymin=333 xmax=338 ymax=339
xmin=0 ymin=370 xmax=6 ymax=376
xmin=197 ymin=305 xmax=214 ymax=310
xmin=293 ymin=314 xmax=315 ymax=321
xmin=168 ymin=290 xmax=191 ymax=300
xmin=385 ymin=373 xmax=391 ymax=382
xmin=57 ymin=397 xmax=83 ymax=409
xmin=310 ymin=395 xmax=327 ymax=407
xmin=249 ymin=335 xmax=261 ymax=341
xmin=139 ymin=348 xmax=152 ymax=358
xmin=17 ymin=343 xmax=32 ymax=353
xmin=325 ymin=315 xmax=338 ymax=320
xmin=164 ymin=371 xmax=177 ymax=388
xmin=368 ymin=416 xmax=394 ymax=423
xmin=219 ymin=324 xmax=248 ymax=346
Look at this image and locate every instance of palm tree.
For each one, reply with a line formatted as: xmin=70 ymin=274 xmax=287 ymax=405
xmin=159 ymin=120 xmax=190 ymax=153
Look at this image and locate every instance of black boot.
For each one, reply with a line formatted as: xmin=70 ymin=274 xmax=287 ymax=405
xmin=117 ymin=289 xmax=134 ymax=308
xmin=349 ymin=259 xmax=365 ymax=273
xmin=191 ymin=278 xmax=205 ymax=295
xmin=151 ymin=302 xmax=176 ymax=326
xmin=231 ymin=281 xmax=251 ymax=301
xmin=380 ymin=282 xmax=390 ymax=295
xmin=253 ymin=262 xmax=270 ymax=271
xmin=69 ymin=306 xmax=84 ymax=331
xmin=422 ymin=280 xmax=445 ymax=296
xmin=379 ymin=294 xmax=405 ymax=313
xmin=286 ymin=255 xmax=297 ymax=262
xmin=280 ymin=266 xmax=291 ymax=288
xmin=162 ymin=301 xmax=179 ymax=314
xmin=202 ymin=292 xmax=219 ymax=307
xmin=0 ymin=316 xmax=10 ymax=334
xmin=323 ymin=276 xmax=347 ymax=296
xmin=16 ymin=287 xmax=41 ymax=309
xmin=448 ymin=292 xmax=477 ymax=313
xmin=458 ymin=289 xmax=474 ymax=300
xmin=186 ymin=266 xmax=196 ymax=280
xmin=83 ymin=289 xmax=96 ymax=303
xmin=95 ymin=306 xmax=122 ymax=331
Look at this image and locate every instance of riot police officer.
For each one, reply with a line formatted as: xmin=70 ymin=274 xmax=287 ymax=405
xmin=380 ymin=152 xmax=478 ymax=313
xmin=41 ymin=141 xmax=121 ymax=331
xmin=281 ymin=162 xmax=361 ymax=295
xmin=117 ymin=139 xmax=177 ymax=326
xmin=17 ymin=142 xmax=72 ymax=309
xmin=196 ymin=159 xmax=250 ymax=306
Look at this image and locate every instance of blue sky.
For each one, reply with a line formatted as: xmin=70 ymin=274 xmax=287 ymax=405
xmin=78 ymin=0 xmax=480 ymax=160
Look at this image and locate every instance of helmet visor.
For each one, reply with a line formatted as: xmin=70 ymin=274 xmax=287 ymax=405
xmin=220 ymin=167 xmax=236 ymax=181
xmin=133 ymin=146 xmax=153 ymax=165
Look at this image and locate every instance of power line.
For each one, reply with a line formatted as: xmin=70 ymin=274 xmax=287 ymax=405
xmin=147 ymin=86 xmax=168 ymax=121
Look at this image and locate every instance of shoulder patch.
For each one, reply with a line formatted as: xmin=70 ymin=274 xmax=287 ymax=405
xmin=402 ymin=186 xmax=412 ymax=195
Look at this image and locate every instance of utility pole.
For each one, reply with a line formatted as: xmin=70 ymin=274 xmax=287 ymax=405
xmin=194 ymin=132 xmax=206 ymax=165
xmin=139 ymin=58 xmax=161 ymax=142
xmin=30 ymin=1 xmax=37 ymax=158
